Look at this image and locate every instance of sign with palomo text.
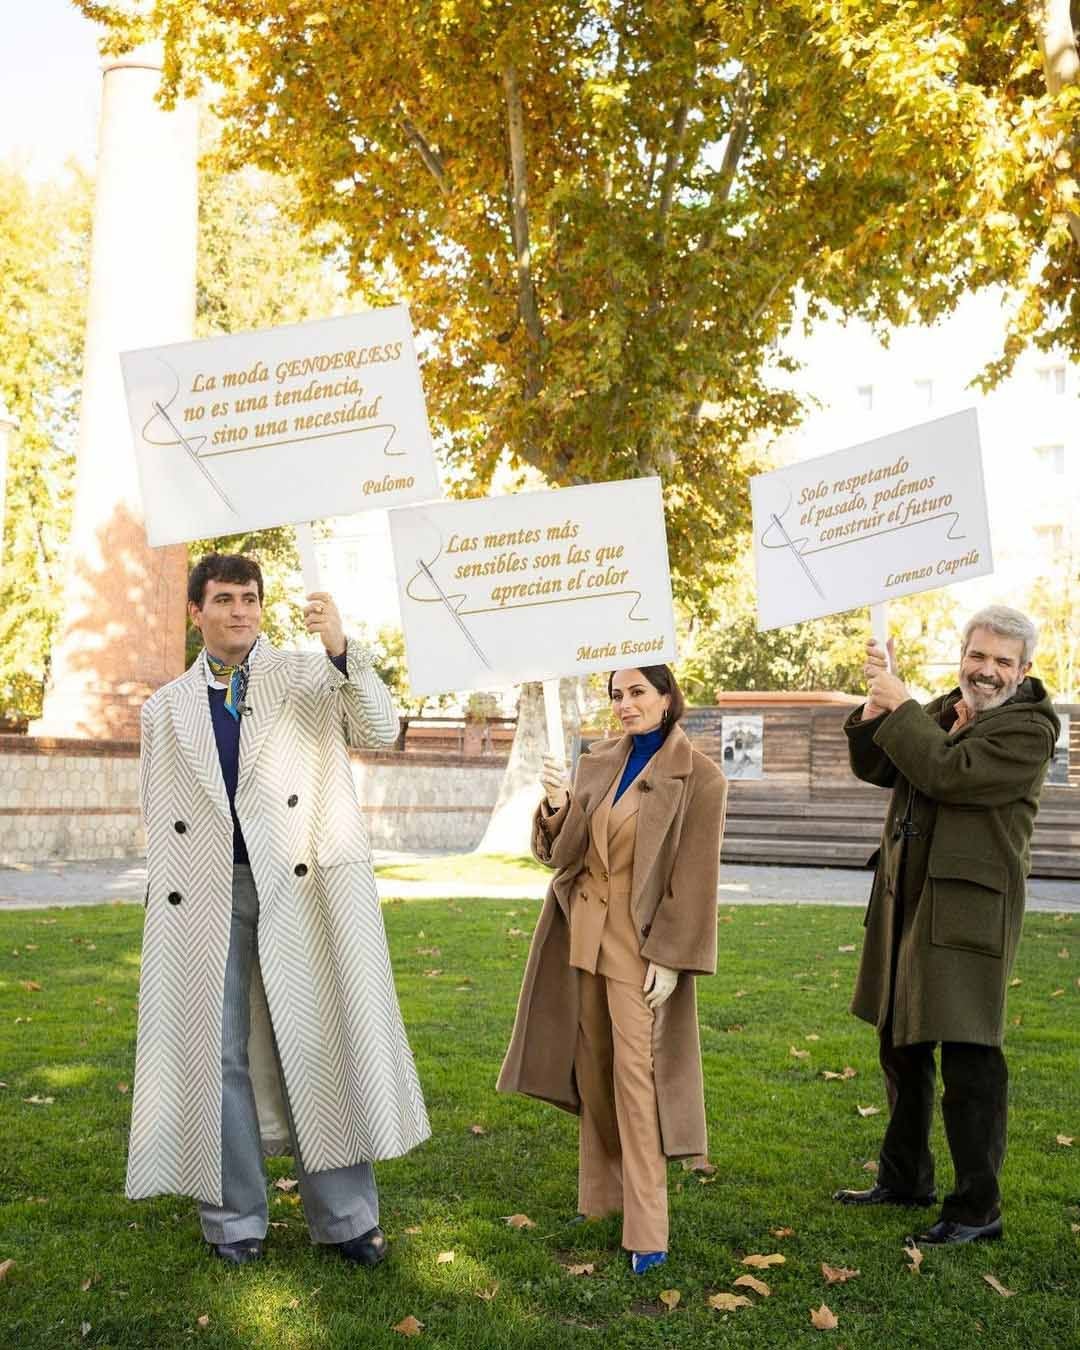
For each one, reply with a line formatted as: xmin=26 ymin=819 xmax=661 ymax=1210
xmin=120 ymin=305 xmax=440 ymax=546
xmin=750 ymin=408 xmax=993 ymax=630
xmin=388 ymin=477 xmax=677 ymax=696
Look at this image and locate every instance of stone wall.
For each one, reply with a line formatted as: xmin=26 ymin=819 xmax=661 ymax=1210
xmin=0 ymin=736 xmax=507 ymax=864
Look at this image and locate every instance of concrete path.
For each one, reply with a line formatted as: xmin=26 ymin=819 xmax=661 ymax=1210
xmin=2 ymin=854 xmax=1078 ymax=912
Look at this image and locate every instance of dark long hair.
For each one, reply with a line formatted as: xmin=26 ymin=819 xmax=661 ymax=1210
xmin=607 ymin=665 xmax=686 ymax=736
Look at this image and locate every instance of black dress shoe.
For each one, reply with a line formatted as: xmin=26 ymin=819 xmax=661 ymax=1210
xmin=210 ymin=1238 xmax=263 ymax=1264
xmin=336 ymin=1225 xmax=388 ymax=1266
xmin=915 ymin=1217 xmax=1003 ymax=1245
xmin=833 ymin=1183 xmax=937 ymax=1207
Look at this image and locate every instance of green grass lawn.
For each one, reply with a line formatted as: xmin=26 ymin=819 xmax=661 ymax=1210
xmin=374 ymin=853 xmax=547 ymax=885
xmin=1 ymin=898 xmax=1077 ymax=1349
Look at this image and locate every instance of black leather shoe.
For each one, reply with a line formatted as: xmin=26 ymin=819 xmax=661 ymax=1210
xmin=833 ymin=1184 xmax=937 ymax=1207
xmin=915 ymin=1217 xmax=1003 ymax=1245
xmin=210 ymin=1238 xmax=263 ymax=1264
xmin=336 ymin=1225 xmax=388 ymax=1266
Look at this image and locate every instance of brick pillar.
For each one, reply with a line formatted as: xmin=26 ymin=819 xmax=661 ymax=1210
xmin=33 ymin=45 xmax=197 ymax=739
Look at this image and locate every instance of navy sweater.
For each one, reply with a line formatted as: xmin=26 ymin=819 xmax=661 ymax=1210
xmin=209 ymin=647 xmax=349 ymax=864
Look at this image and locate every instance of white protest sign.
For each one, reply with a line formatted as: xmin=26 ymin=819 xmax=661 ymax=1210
xmin=388 ymin=477 xmax=677 ymax=697
xmin=751 ymin=408 xmax=993 ymax=631
xmin=120 ymin=305 xmax=440 ymax=546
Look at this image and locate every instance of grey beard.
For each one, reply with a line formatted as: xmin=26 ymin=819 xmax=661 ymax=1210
xmin=960 ymin=671 xmax=1020 ymax=712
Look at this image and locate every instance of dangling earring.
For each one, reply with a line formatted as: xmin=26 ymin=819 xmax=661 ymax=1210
xmin=661 ymin=709 xmax=670 ymax=729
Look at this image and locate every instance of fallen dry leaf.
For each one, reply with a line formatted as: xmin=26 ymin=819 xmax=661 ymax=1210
xmin=22 ymin=1095 xmax=54 ymax=1106
xmin=285 ymin=1298 xmax=300 ymax=1310
xmin=1056 ymin=1135 xmax=1074 ymax=1147
xmin=733 ymin=990 xmax=746 ymax=998
xmin=423 ymin=969 xmax=442 ymax=978
xmin=810 ymin=1303 xmax=838 ymax=1330
xmin=1051 ymin=989 xmax=1065 ymax=998
xmin=741 ymin=1253 xmax=785 ymax=1269
xmin=770 ymin=1227 xmax=795 ymax=1239
xmin=689 ymin=1160 xmax=717 ymax=1175
xmin=566 ymin=1263 xmax=595 ymax=1277
xmin=80 ymin=1324 xmax=91 ymax=1339
xmin=658 ymin=1289 xmax=681 ymax=1310
xmin=905 ymin=1241 xmax=924 ymax=1275
xmin=269 ymin=1222 xmax=289 ymax=1229
xmin=24 ymin=944 xmax=37 ymax=951
xmin=436 ymin=1251 xmax=454 ymax=1265
xmin=806 ymin=1034 xmax=820 ymax=1042
xmin=116 ymin=1083 xmax=129 ymax=1094
xmin=857 ymin=1105 xmax=881 ymax=1118
xmin=982 ymin=1274 xmax=1016 ymax=1298
xmin=733 ymin=1275 xmax=770 ymax=1296
xmin=393 ymin=1314 xmax=424 ymax=1336
xmin=707 ymin=1292 xmax=753 ymax=1311
xmin=790 ymin=1046 xmax=811 ymax=1060
xmin=0 ymin=1260 xmax=14 ymax=1281
xmin=838 ymin=945 xmax=856 ymax=953
xmin=415 ymin=947 xmax=441 ymax=957
xmin=504 ymin=1214 xmax=536 ymax=1229
xmin=20 ymin=981 xmax=42 ymax=992
xmin=507 ymin=928 xmax=526 ymax=938
xmin=403 ymin=1225 xmax=422 ymax=1235
xmin=469 ymin=1124 xmax=488 ymax=1136
xmin=1070 ymin=1223 xmax=1080 ymax=1234
xmin=273 ymin=1177 xmax=299 ymax=1192
xmin=475 ymin=1284 xmax=499 ymax=1300
xmin=821 ymin=1263 xmax=860 ymax=1284
xmin=822 ymin=1067 xmax=857 ymax=1081
xmin=862 ymin=1160 xmax=879 ymax=1174
xmin=1059 ymin=949 xmax=1070 ymax=959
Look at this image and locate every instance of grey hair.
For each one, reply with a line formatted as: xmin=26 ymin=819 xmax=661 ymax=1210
xmin=961 ymin=605 xmax=1038 ymax=666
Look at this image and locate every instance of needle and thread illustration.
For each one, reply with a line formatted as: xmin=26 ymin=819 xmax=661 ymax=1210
xmin=151 ymin=398 xmax=238 ymax=515
xmin=768 ymin=510 xmax=826 ymax=600
xmin=415 ymin=557 xmax=492 ymax=669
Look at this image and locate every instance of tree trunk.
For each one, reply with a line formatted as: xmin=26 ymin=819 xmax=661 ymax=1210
xmin=1031 ymin=0 xmax=1080 ymax=250
xmin=475 ymin=677 xmax=583 ymax=855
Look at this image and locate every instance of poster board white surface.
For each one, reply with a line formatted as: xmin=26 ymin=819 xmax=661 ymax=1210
xmin=388 ymin=478 xmax=677 ymax=697
xmin=751 ymin=408 xmax=992 ymax=630
xmin=120 ymin=305 xmax=440 ymax=546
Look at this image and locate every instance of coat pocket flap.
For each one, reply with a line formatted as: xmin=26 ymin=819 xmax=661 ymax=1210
xmin=315 ymin=837 xmax=371 ymax=867
xmin=928 ymin=854 xmax=1006 ymax=893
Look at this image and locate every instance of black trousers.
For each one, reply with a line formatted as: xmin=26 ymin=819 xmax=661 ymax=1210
xmin=877 ymin=1028 xmax=1008 ymax=1225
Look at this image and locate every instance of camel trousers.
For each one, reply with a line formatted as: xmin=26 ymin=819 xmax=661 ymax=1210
xmin=575 ymin=968 xmax=668 ymax=1253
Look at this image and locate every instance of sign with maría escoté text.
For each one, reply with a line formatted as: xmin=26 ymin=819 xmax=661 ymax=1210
xmin=388 ymin=477 xmax=677 ymax=697
xmin=750 ymin=408 xmax=993 ymax=630
xmin=120 ymin=305 xmax=440 ymax=546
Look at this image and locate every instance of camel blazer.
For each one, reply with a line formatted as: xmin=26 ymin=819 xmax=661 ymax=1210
xmin=497 ymin=725 xmax=727 ymax=1158
xmin=568 ymin=752 xmax=650 ymax=983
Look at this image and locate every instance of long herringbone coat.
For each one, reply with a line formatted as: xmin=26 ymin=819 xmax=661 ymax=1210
xmin=127 ymin=640 xmax=430 ymax=1205
xmin=846 ymin=679 xmax=1059 ymax=1048
xmin=497 ymin=726 xmax=727 ymax=1159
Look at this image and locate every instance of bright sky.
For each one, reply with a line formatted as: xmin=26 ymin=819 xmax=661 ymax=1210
xmin=0 ymin=1 xmax=103 ymax=180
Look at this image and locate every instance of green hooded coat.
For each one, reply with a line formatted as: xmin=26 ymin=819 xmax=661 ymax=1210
xmin=845 ymin=678 xmax=1059 ymax=1048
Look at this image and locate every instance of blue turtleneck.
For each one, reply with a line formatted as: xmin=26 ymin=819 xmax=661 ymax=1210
xmin=613 ymin=725 xmax=665 ymax=803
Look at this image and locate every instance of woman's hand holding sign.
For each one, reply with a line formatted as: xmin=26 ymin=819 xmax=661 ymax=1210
xmin=540 ymin=753 xmax=570 ymax=812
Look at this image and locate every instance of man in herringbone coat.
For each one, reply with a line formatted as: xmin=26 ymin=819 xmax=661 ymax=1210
xmin=128 ymin=552 xmax=429 ymax=1265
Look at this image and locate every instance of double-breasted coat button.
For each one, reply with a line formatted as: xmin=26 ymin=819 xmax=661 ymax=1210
xmin=640 ymin=922 xmax=651 ymax=937
xmin=639 ymin=780 xmax=652 ymax=792
xmin=173 ymin=820 xmax=187 ymax=834
xmin=601 ymin=869 xmax=609 ymax=881
xmin=287 ymin=794 xmax=298 ymax=808
xmin=294 ymin=863 xmax=308 ymax=877
xmin=167 ymin=891 xmax=182 ymax=905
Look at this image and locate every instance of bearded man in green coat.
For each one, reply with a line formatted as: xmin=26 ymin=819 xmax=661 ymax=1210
xmin=833 ymin=605 xmax=1059 ymax=1246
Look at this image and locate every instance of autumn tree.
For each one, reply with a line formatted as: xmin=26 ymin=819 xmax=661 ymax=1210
xmin=0 ymin=165 xmax=92 ymax=729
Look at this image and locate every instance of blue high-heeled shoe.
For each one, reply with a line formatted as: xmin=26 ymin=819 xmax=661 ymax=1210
xmin=631 ymin=1250 xmax=667 ymax=1275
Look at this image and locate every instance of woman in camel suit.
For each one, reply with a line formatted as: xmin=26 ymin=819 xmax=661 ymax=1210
xmin=497 ymin=666 xmax=727 ymax=1273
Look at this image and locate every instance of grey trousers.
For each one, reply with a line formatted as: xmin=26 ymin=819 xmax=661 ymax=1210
xmin=198 ymin=865 xmax=380 ymax=1245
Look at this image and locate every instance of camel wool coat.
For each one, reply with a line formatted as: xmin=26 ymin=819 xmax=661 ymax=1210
xmin=496 ymin=725 xmax=727 ymax=1159
xmin=127 ymin=640 xmax=431 ymax=1206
